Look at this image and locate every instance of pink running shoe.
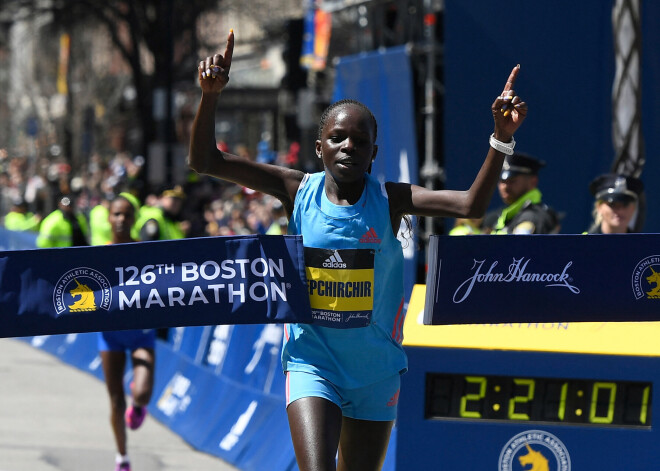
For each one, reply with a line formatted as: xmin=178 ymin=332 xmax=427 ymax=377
xmin=125 ymin=404 xmax=147 ymax=430
xmin=115 ymin=462 xmax=131 ymax=471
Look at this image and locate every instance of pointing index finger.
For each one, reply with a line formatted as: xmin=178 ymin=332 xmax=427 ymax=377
xmin=223 ymin=29 xmax=234 ymax=71
xmin=502 ymin=64 xmax=521 ymax=93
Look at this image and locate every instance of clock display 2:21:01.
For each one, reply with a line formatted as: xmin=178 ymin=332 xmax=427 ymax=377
xmin=425 ymin=373 xmax=651 ymax=428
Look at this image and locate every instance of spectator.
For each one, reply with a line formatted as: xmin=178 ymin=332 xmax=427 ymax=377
xmin=266 ymin=200 xmax=288 ymax=235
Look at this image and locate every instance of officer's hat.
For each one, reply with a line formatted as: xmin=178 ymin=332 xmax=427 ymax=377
xmin=500 ymin=153 xmax=546 ymax=181
xmin=589 ymin=173 xmax=643 ymax=204
xmin=161 ymin=185 xmax=186 ymax=199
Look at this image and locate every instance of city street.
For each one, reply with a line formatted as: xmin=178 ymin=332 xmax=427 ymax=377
xmin=0 ymin=338 xmax=238 ymax=471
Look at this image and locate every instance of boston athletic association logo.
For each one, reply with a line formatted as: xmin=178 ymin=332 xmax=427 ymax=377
xmin=631 ymin=256 xmax=660 ymax=300
xmin=53 ymin=267 xmax=112 ymax=315
xmin=499 ymin=430 xmax=570 ymax=471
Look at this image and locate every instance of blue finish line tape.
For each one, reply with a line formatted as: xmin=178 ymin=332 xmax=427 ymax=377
xmin=425 ymin=233 xmax=660 ymax=324
xmin=0 ymin=235 xmax=312 ymax=338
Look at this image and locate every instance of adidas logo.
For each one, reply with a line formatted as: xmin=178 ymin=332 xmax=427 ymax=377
xmin=323 ymin=251 xmax=347 ymax=268
xmin=359 ymin=227 xmax=381 ymax=244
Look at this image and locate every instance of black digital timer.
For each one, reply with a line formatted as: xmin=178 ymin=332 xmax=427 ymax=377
xmin=425 ymin=373 xmax=652 ymax=428
xmin=397 ymin=284 xmax=660 ymax=470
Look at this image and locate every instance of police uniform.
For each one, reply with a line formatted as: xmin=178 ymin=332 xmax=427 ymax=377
xmin=489 ymin=153 xmax=560 ymax=235
xmin=89 ymin=202 xmax=111 ymax=245
xmin=3 ymin=199 xmax=40 ymax=232
xmin=36 ymin=196 xmax=88 ymax=247
xmin=586 ymin=173 xmax=644 ymax=234
xmin=136 ymin=187 xmax=186 ymax=241
xmin=448 ymin=219 xmax=482 ymax=235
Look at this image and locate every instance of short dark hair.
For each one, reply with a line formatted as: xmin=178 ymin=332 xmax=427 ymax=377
xmin=317 ymin=99 xmax=378 ymax=142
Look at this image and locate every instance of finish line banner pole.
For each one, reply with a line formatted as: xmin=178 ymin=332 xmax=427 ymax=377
xmin=0 ymin=235 xmax=312 ymax=338
xmin=425 ymin=233 xmax=660 ymax=324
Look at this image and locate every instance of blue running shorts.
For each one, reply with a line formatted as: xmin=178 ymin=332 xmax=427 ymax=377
xmin=98 ymin=329 xmax=156 ymax=352
xmin=286 ymin=370 xmax=400 ymax=421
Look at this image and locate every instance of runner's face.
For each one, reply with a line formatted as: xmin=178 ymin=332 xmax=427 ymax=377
xmin=109 ymin=199 xmax=135 ymax=239
xmin=316 ymin=105 xmax=376 ymax=183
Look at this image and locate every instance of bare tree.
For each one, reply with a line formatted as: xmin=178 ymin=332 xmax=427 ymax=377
xmin=2 ymin=0 xmax=219 ymax=164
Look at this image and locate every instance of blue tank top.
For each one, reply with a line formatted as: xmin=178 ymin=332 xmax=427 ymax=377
xmin=283 ymin=172 xmax=407 ymax=388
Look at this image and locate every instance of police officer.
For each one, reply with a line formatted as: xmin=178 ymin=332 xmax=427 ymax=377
xmin=136 ymin=186 xmax=186 ymax=241
xmin=586 ymin=173 xmax=644 ymax=234
xmin=3 ymin=197 xmax=41 ymax=232
xmin=486 ymin=152 xmax=560 ymax=234
xmin=36 ymin=194 xmax=88 ymax=247
xmin=88 ymin=195 xmax=112 ymax=245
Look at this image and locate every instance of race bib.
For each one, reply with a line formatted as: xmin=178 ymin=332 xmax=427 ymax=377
xmin=304 ymin=247 xmax=375 ymax=328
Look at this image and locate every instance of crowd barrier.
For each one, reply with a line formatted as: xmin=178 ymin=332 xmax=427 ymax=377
xmin=17 ymin=328 xmax=397 ymax=471
xmin=3 ymin=228 xmax=396 ymax=470
xmin=0 ymin=227 xmax=37 ymax=251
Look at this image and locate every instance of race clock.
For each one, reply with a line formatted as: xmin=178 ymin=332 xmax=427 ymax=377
xmin=397 ymin=285 xmax=660 ymax=471
xmin=426 ymin=373 xmax=650 ymax=428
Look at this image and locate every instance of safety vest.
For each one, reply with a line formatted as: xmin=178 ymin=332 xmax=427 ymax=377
xmin=449 ymin=223 xmax=482 ymax=236
xmin=136 ymin=206 xmax=184 ymax=240
xmin=491 ymin=188 xmax=559 ymax=235
xmin=3 ymin=211 xmax=40 ymax=232
xmin=89 ymin=204 xmax=112 ymax=246
xmin=36 ymin=210 xmax=89 ymax=248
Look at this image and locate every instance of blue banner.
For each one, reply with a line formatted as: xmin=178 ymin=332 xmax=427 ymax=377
xmin=425 ymin=233 xmax=660 ymax=324
xmin=0 ymin=227 xmax=38 ymax=251
xmin=0 ymin=235 xmax=312 ymax=338
xmin=333 ymin=46 xmax=419 ymax=301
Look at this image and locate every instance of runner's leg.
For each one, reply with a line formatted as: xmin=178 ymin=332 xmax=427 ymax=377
xmin=101 ymin=350 xmax=128 ymax=455
xmin=336 ymin=416 xmax=393 ymax=471
xmin=287 ymin=396 xmax=343 ymax=471
xmin=130 ymin=347 xmax=155 ymax=406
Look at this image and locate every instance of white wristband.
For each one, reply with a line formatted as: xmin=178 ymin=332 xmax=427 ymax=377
xmin=489 ymin=133 xmax=516 ymax=155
